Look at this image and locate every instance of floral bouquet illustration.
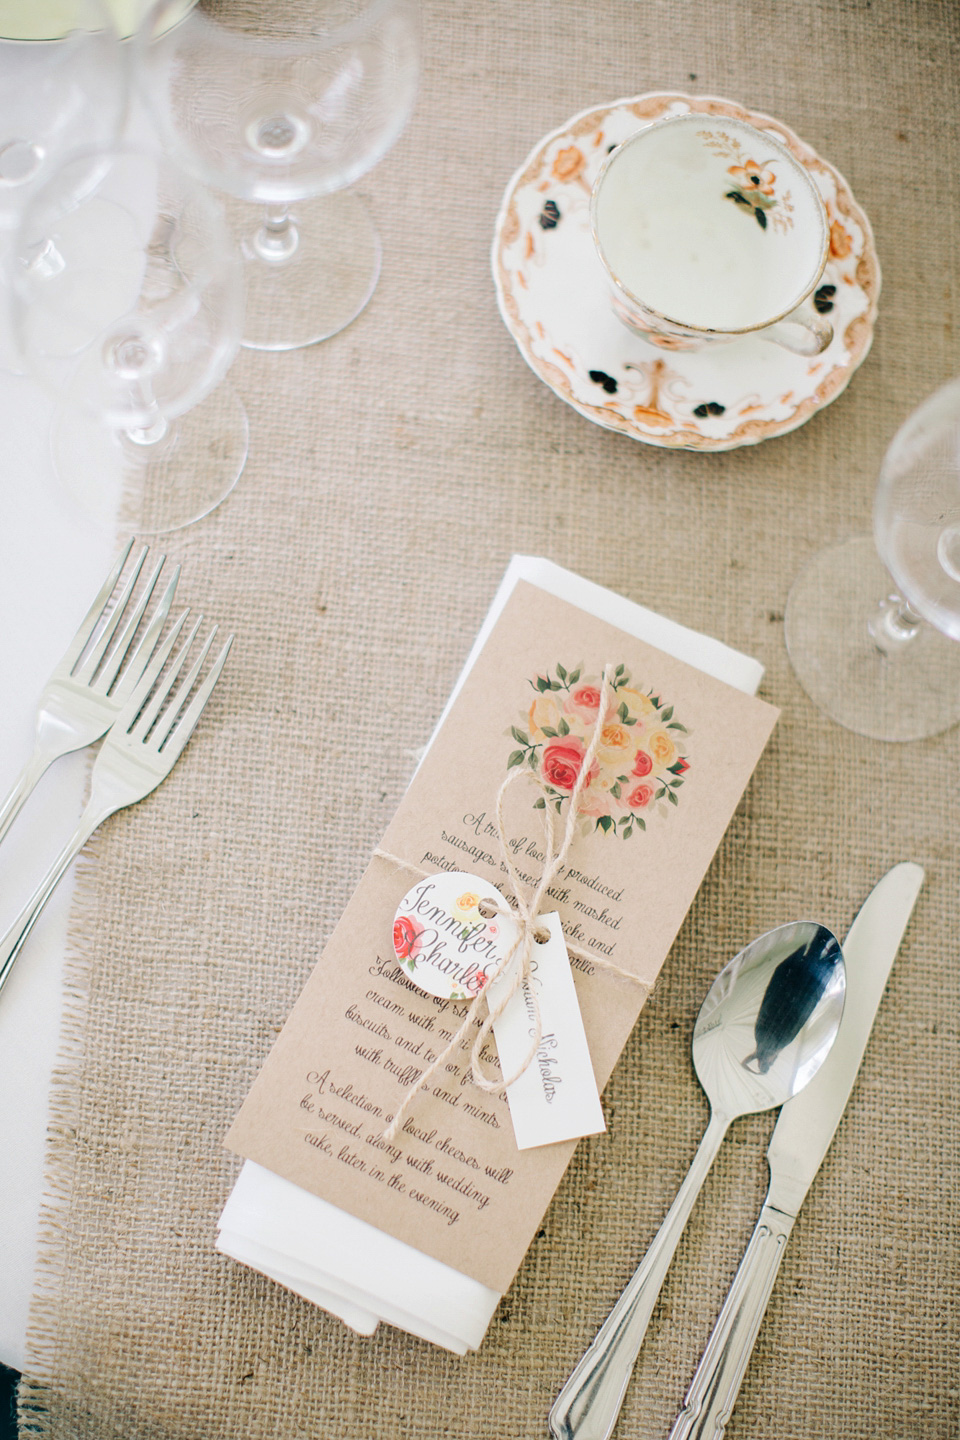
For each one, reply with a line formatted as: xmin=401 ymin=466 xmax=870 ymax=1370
xmin=507 ymin=664 xmax=691 ymax=840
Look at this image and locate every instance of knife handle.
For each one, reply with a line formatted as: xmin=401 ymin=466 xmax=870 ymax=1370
xmin=667 ymin=1203 xmax=795 ymax=1440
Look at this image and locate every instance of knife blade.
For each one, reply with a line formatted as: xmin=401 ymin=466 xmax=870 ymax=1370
xmin=667 ymin=861 xmax=924 ymax=1440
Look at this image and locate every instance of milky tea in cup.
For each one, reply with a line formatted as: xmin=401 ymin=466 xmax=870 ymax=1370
xmin=591 ymin=112 xmax=832 ymax=354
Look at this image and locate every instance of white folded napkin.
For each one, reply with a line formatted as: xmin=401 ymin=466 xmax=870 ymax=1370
xmin=217 ymin=555 xmax=765 ymax=1354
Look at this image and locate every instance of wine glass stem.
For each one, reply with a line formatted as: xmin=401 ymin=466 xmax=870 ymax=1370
xmin=123 ymin=379 xmax=168 ymax=446
xmin=868 ymin=593 xmax=923 ymax=655
xmin=253 ymin=206 xmax=299 ymax=264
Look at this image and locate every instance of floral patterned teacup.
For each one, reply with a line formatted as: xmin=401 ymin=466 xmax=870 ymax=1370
xmin=591 ymin=113 xmax=832 ymax=354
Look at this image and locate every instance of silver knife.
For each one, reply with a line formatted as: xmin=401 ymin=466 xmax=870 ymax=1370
xmin=667 ymin=861 xmax=925 ymax=1440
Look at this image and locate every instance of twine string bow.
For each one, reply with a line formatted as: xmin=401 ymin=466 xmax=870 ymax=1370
xmin=382 ymin=663 xmax=619 ymax=1144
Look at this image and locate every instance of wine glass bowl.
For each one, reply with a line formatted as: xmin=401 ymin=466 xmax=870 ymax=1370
xmin=0 ymin=0 xmax=126 ymax=233
xmin=14 ymin=146 xmax=248 ymax=533
xmin=874 ymin=376 xmax=960 ymax=641
xmin=785 ymin=375 xmax=960 ymax=741
xmin=138 ymin=0 xmax=420 ymax=350
xmin=0 ymin=0 xmax=128 ymax=372
xmin=147 ymin=0 xmax=419 ymax=202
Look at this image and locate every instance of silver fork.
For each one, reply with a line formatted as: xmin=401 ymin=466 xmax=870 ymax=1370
xmin=0 ymin=538 xmax=180 ymax=847
xmin=0 ymin=608 xmax=234 ymax=999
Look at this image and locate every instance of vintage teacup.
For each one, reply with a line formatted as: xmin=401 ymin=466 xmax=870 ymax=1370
xmin=591 ymin=112 xmax=832 ymax=355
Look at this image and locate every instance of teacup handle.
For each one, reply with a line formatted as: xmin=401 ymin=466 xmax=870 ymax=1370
xmin=762 ymin=299 xmax=833 ymax=356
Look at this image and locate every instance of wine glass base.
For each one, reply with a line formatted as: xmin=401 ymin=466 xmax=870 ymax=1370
xmin=785 ymin=536 xmax=960 ymax=741
xmin=51 ymin=380 xmax=249 ymax=534
xmin=236 ymin=190 xmax=382 ymax=351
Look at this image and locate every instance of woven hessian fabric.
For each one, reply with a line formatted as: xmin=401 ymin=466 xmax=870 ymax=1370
xmin=18 ymin=2 xmax=960 ymax=1437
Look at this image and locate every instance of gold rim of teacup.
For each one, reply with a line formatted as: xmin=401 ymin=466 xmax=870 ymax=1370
xmin=589 ymin=111 xmax=830 ymax=339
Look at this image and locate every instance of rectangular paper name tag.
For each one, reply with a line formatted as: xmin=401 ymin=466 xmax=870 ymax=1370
xmin=489 ymin=912 xmax=606 ymax=1150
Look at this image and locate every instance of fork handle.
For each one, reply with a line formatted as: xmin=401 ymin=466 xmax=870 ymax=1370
xmin=0 ymin=800 xmax=111 ymax=998
xmin=0 ymin=744 xmax=57 ymax=849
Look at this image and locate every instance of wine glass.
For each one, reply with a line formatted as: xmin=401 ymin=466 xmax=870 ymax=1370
xmin=785 ymin=375 xmax=960 ymax=740
xmin=0 ymin=0 xmax=128 ymax=371
xmin=13 ymin=145 xmax=249 ymax=533
xmin=136 ymin=0 xmax=420 ymax=352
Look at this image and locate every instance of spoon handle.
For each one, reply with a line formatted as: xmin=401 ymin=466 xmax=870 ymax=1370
xmin=548 ymin=1110 xmax=730 ymax=1440
xmin=667 ymin=1202 xmax=795 ymax=1440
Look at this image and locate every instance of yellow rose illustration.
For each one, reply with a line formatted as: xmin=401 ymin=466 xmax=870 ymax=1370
xmin=648 ymin=730 xmax=676 ymax=767
xmin=455 ymin=891 xmax=479 ymax=913
xmin=597 ymin=722 xmax=636 ymax=768
xmin=528 ymin=692 xmax=563 ymax=739
xmin=618 ymin=687 xmax=656 ymax=720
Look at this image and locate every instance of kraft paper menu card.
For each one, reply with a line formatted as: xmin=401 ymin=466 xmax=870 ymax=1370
xmin=225 ymin=569 xmax=778 ymax=1302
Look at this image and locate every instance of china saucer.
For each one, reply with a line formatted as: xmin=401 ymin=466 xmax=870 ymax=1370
xmin=491 ymin=92 xmax=880 ymax=451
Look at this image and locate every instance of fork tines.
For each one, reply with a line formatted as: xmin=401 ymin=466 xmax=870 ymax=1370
xmin=120 ymin=609 xmax=234 ymax=762
xmin=68 ymin=538 xmax=182 ymax=703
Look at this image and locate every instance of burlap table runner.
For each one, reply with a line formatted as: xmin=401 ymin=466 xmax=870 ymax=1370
xmin=18 ymin=2 xmax=960 ymax=1436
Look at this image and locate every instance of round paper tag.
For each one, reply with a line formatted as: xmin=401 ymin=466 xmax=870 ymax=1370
xmin=392 ymin=870 xmax=518 ymax=1002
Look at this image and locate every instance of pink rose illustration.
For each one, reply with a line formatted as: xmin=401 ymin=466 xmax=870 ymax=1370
xmin=564 ymin=684 xmax=603 ymax=725
xmin=632 ymin=750 xmax=653 ymax=777
xmin=393 ymin=914 xmax=424 ymax=962
xmin=542 ymin=737 xmax=590 ymax=793
xmin=626 ymin=782 xmax=654 ymax=809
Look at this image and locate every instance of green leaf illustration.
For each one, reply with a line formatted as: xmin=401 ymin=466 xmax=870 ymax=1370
xmin=610 ymin=782 xmax=621 ymax=799
xmin=557 ymin=663 xmax=567 ymax=681
xmin=511 ymin=726 xmax=528 ymax=744
xmin=618 ymin=701 xmax=629 ymax=722
xmin=661 ymin=705 xmax=674 ymax=722
xmin=558 ymin=717 xmax=570 ymax=735
xmin=507 ymin=750 xmax=525 ymax=768
xmin=667 ymin=788 xmax=679 ymax=805
xmin=533 ymin=797 xmax=546 ymax=809
xmin=568 ymin=668 xmax=581 ymax=684
xmin=541 ymin=726 xmax=558 ymax=738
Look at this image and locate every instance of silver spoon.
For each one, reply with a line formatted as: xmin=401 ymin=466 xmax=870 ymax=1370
xmin=549 ymin=921 xmax=846 ymax=1440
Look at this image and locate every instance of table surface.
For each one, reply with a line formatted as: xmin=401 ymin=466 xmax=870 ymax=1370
xmin=2 ymin=4 xmax=959 ymax=1438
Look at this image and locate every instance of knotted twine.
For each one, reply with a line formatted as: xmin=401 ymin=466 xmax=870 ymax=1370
xmin=379 ymin=663 xmax=647 ymax=1144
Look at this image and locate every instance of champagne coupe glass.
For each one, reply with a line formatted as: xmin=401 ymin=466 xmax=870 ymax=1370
xmin=785 ymin=375 xmax=960 ymax=740
xmin=14 ymin=145 xmax=249 ymax=533
xmin=0 ymin=0 xmax=127 ymax=371
xmin=137 ymin=0 xmax=420 ymax=352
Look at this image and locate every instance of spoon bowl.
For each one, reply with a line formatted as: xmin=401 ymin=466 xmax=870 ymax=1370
xmin=549 ymin=920 xmax=845 ymax=1440
xmin=692 ymin=920 xmax=845 ymax=1120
